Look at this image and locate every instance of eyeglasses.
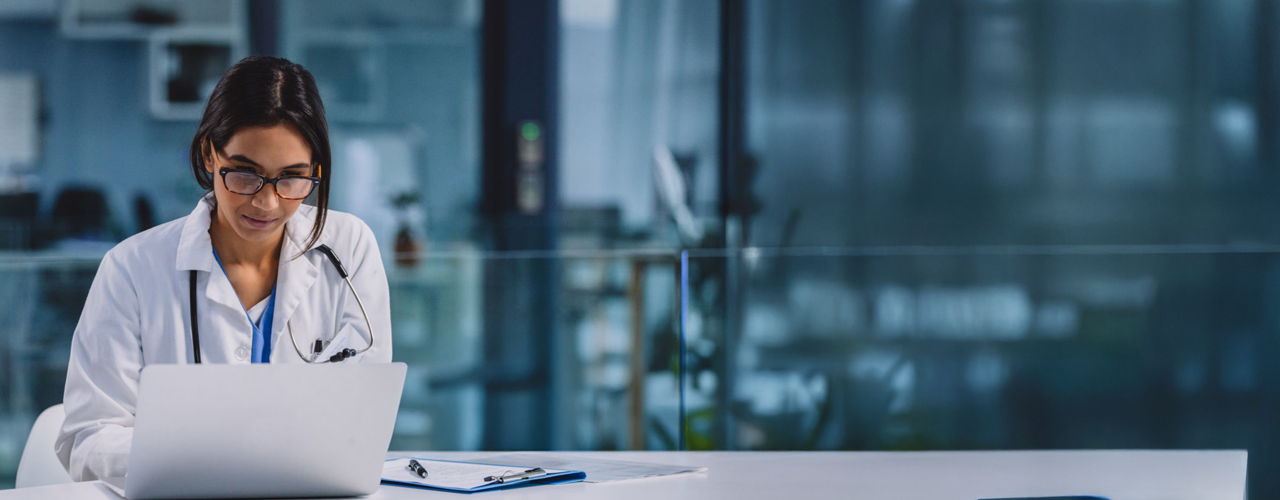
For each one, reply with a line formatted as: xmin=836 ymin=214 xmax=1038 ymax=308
xmin=208 ymin=141 xmax=321 ymax=200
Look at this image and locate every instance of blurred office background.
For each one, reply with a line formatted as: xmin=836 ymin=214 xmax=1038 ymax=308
xmin=3 ymin=0 xmax=1280 ymax=495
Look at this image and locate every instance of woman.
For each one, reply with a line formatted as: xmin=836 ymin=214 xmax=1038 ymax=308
xmin=55 ymin=56 xmax=393 ymax=481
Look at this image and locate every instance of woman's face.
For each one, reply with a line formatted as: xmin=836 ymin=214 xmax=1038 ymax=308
xmin=204 ymin=124 xmax=315 ymax=245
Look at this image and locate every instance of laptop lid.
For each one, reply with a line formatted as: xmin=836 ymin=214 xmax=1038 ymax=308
xmin=123 ymin=363 xmax=407 ymax=499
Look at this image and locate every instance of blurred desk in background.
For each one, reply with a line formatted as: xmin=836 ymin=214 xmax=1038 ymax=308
xmin=0 ymin=450 xmax=1246 ymax=499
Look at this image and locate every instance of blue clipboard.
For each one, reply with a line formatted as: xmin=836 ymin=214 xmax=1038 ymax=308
xmin=382 ymin=458 xmax=586 ymax=493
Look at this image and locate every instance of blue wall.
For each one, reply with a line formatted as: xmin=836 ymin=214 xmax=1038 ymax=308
xmin=0 ymin=19 xmax=482 ymax=242
xmin=0 ymin=20 xmax=202 ymax=235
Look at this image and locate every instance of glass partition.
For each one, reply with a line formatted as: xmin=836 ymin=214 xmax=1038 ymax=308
xmin=386 ymin=250 xmax=684 ymax=452
xmin=4 ymin=245 xmax=1280 ymax=495
xmin=0 ymin=252 xmax=100 ymax=487
xmin=682 ymin=246 xmax=1280 ymax=491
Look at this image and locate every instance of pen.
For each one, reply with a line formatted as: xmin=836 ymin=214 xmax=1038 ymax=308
xmin=485 ymin=468 xmax=546 ymax=484
xmin=406 ymin=459 xmax=428 ymax=478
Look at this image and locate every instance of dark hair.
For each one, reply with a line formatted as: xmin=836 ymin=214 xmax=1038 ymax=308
xmin=189 ymin=56 xmax=331 ymax=253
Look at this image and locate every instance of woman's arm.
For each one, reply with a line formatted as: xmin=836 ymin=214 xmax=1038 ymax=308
xmin=55 ymin=249 xmax=145 ymax=481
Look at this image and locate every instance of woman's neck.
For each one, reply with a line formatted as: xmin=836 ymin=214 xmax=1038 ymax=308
xmin=208 ymin=211 xmax=283 ymax=269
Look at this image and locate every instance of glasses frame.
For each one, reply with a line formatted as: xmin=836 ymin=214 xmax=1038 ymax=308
xmin=208 ymin=141 xmax=322 ymax=201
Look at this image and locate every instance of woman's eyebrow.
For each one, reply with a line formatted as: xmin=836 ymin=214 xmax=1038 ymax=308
xmin=229 ymin=154 xmax=310 ymax=170
xmin=228 ymin=154 xmax=262 ymax=167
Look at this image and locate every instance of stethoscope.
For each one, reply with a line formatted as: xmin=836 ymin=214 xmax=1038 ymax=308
xmin=188 ymin=244 xmax=375 ymax=364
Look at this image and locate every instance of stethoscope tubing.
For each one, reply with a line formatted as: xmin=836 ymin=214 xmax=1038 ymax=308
xmin=285 ymin=273 xmax=375 ymax=363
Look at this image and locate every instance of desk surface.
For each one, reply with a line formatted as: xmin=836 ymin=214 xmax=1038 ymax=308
xmin=0 ymin=450 xmax=1247 ymax=500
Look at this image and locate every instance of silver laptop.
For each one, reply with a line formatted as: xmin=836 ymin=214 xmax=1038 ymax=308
xmin=103 ymin=363 xmax=407 ymax=499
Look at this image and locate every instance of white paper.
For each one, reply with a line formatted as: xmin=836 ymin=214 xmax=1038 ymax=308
xmin=383 ymin=458 xmax=568 ymax=490
xmin=475 ymin=453 xmax=706 ymax=483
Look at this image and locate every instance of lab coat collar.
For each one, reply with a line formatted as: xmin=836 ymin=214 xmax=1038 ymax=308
xmin=271 ymin=205 xmax=323 ymax=356
xmin=174 ymin=195 xmax=242 ymax=318
xmin=282 ymin=203 xmax=326 ymax=258
xmin=175 ymin=195 xmax=216 ymax=273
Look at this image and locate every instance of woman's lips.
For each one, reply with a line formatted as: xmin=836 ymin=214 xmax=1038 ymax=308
xmin=242 ymin=215 xmax=277 ymax=229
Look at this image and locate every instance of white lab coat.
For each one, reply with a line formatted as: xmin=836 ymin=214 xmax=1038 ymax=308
xmin=55 ymin=196 xmax=393 ymax=481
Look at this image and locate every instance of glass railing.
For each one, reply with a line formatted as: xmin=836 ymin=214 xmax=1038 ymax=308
xmin=680 ymin=245 xmax=1279 ymax=498
xmin=0 ymin=250 xmax=104 ymax=488
xmin=382 ymin=249 xmax=684 ymax=453
xmin=2 ymin=245 xmax=1279 ymax=496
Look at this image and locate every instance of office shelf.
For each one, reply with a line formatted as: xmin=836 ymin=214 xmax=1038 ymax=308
xmin=60 ymin=0 xmax=244 ymax=41
xmin=147 ymin=28 xmax=248 ymax=121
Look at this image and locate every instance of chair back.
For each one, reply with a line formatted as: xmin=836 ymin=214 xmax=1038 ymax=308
xmin=15 ymin=404 xmax=72 ymax=488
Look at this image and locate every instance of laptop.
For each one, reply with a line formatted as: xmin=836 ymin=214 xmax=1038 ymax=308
xmin=102 ymin=363 xmax=407 ymax=499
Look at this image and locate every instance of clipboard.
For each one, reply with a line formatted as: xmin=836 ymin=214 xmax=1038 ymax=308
xmin=382 ymin=458 xmax=586 ymax=493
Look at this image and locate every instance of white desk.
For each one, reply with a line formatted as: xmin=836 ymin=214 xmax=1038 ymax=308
xmin=0 ymin=450 xmax=1247 ymax=500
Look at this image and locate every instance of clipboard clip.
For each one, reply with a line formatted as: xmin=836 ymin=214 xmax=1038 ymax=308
xmin=484 ymin=468 xmax=547 ymax=484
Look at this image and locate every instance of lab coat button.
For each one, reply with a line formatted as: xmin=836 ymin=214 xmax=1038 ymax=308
xmin=235 ymin=346 xmax=249 ymax=360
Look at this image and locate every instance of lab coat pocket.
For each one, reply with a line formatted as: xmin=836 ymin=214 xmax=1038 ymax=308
xmin=315 ymin=323 xmax=358 ymax=361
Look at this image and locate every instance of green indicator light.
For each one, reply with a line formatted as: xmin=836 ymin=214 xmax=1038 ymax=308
xmin=521 ymin=122 xmax=541 ymax=142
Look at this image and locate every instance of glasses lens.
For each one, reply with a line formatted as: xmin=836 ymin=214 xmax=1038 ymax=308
xmin=276 ymin=177 xmax=316 ymax=199
xmin=224 ymin=171 xmax=263 ymax=195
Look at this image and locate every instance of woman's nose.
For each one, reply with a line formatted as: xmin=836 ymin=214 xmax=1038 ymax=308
xmin=252 ymin=183 xmax=280 ymax=210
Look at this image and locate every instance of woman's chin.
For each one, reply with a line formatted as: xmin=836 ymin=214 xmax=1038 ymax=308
xmin=231 ymin=222 xmax=282 ymax=243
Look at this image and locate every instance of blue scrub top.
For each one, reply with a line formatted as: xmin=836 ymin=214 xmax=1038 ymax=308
xmin=212 ymin=247 xmax=277 ymax=363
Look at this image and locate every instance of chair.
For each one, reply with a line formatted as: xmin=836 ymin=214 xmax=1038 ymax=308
xmin=48 ymin=186 xmax=111 ymax=244
xmin=0 ymin=191 xmax=38 ymax=249
xmin=15 ymin=404 xmax=72 ymax=488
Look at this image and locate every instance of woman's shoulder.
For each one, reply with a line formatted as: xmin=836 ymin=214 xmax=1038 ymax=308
xmin=320 ymin=208 xmax=374 ymax=239
xmin=105 ymin=215 xmax=187 ymax=265
xmin=293 ymin=205 xmax=378 ymax=255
